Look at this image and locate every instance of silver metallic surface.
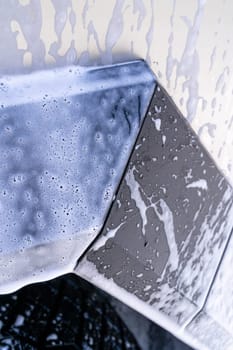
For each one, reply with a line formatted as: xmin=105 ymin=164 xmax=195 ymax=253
xmin=0 ymin=60 xmax=155 ymax=293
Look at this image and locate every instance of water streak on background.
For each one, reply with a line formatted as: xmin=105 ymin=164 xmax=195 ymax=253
xmin=0 ymin=0 xmax=233 ymax=185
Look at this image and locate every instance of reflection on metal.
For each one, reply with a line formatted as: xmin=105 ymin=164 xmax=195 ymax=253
xmin=0 ymin=60 xmax=155 ymax=293
xmin=76 ymin=84 xmax=233 ymax=350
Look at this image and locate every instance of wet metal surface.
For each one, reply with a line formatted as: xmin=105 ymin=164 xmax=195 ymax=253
xmin=0 ymin=60 xmax=155 ymax=293
xmin=76 ymin=84 xmax=233 ymax=349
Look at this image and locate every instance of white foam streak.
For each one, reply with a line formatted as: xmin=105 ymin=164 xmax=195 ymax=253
xmin=93 ymin=223 xmax=124 ymax=250
xmin=186 ymin=179 xmax=208 ymax=190
xmin=126 ymin=167 xmax=179 ymax=271
xmin=125 ymin=167 xmax=148 ymax=236
xmin=151 ymin=199 xmax=179 ymax=272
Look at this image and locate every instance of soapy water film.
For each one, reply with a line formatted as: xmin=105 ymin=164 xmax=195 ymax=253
xmin=0 ymin=0 xmax=233 ymax=186
xmin=1 ymin=0 xmax=233 ymax=294
xmin=0 ymin=63 xmax=155 ymax=254
xmin=0 ymin=58 xmax=155 ymax=291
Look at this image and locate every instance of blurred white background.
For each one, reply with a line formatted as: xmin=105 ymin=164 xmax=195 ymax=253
xmin=1 ymin=0 xmax=233 ymax=186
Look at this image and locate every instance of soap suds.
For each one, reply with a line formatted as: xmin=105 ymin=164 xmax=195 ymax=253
xmin=152 ymin=117 xmax=161 ymax=131
xmin=186 ymin=179 xmax=208 ymax=190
